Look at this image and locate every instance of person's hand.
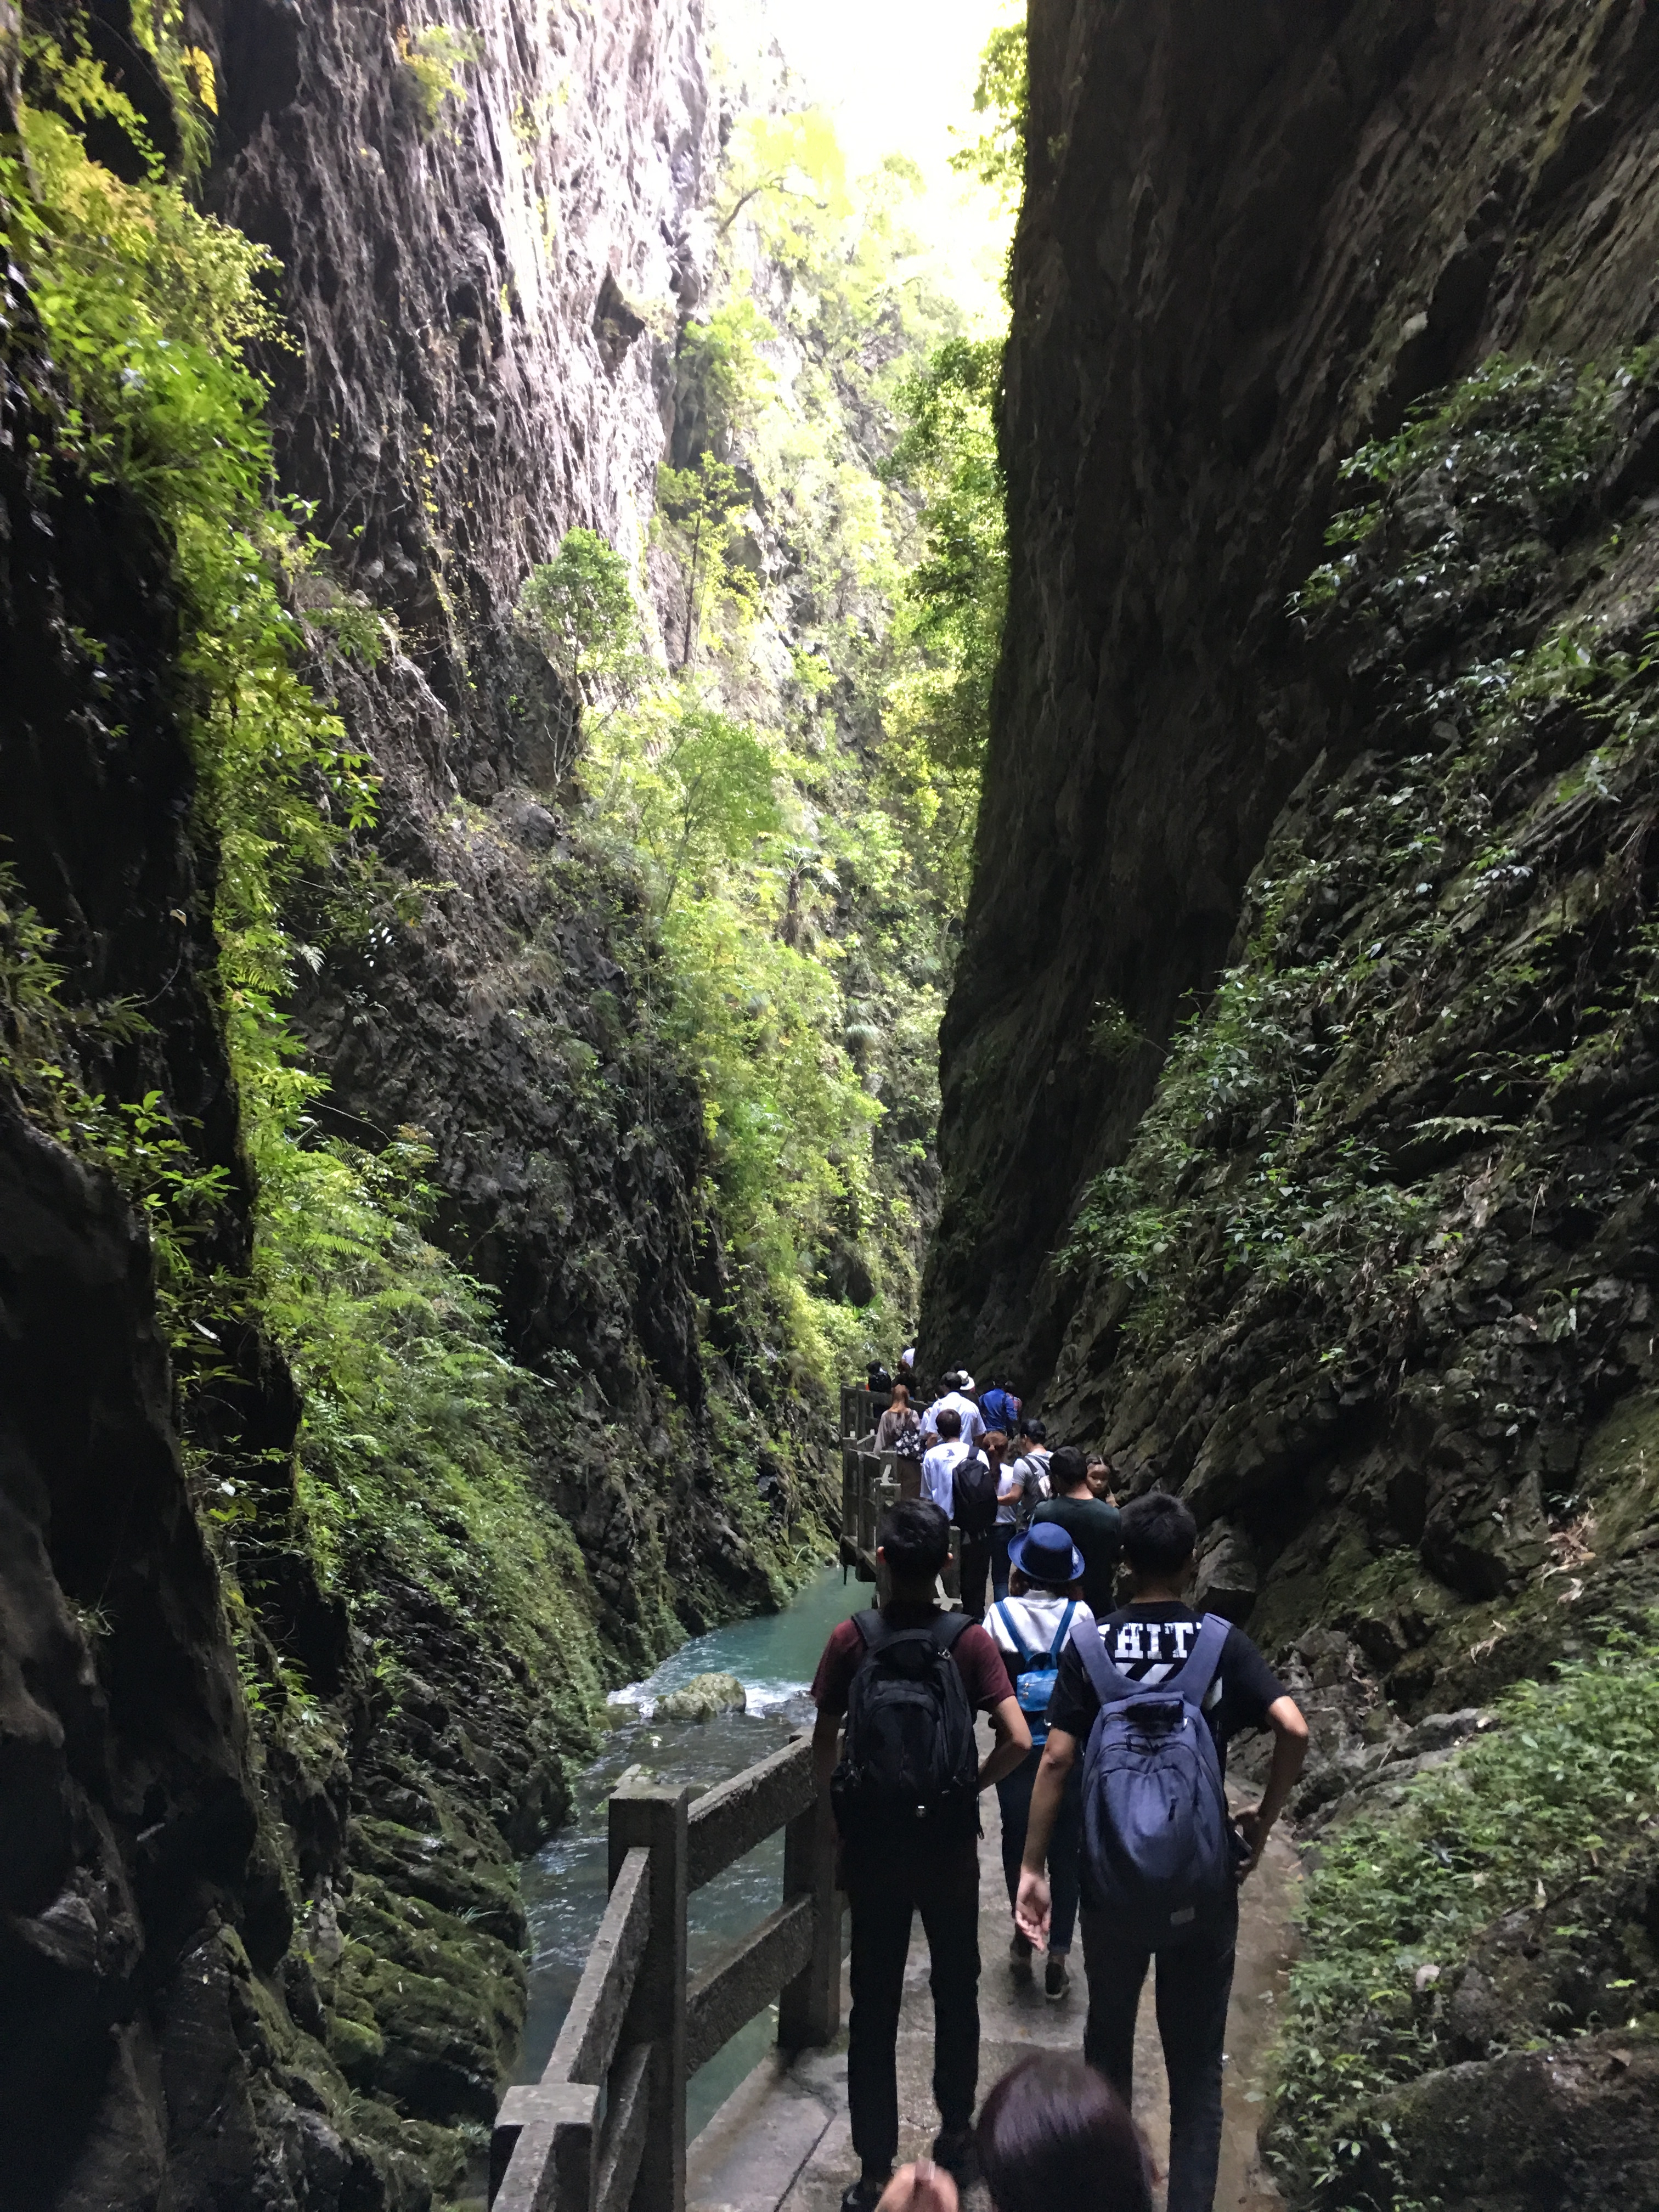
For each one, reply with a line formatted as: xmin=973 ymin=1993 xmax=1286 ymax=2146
xmin=1014 ymin=1866 xmax=1051 ymax=1949
xmin=1234 ymin=1802 xmax=1269 ymax=1879
xmin=876 ymin=2162 xmax=958 ymax=2212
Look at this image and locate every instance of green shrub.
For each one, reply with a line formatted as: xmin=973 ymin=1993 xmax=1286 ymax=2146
xmin=398 ymin=24 xmax=481 ymax=130
xmin=1268 ymin=1623 xmax=1659 ymax=2207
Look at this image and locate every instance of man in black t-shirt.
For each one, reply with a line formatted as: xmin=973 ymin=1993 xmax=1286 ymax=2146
xmin=1015 ymin=1492 xmax=1308 ymax=2212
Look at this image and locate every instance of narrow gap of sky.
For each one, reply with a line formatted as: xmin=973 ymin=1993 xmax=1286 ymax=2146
xmin=712 ymin=0 xmax=1019 ymax=332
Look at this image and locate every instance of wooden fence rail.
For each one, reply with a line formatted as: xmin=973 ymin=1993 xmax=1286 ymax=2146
xmin=490 ymin=1735 xmax=842 ymax=2212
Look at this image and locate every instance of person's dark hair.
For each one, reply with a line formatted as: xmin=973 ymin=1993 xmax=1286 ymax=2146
xmin=935 ymin=1406 xmax=962 ymax=1440
xmin=981 ymin=1429 xmax=1007 ymax=1455
xmin=975 ymin=2052 xmax=1151 ymax=2212
xmin=1048 ymin=1444 xmax=1090 ymax=1494
xmin=878 ymin=1498 xmax=951 ymax=1583
xmin=1017 ymin=1418 xmax=1047 ymax=1446
xmin=1119 ymin=1489 xmax=1198 ymax=1576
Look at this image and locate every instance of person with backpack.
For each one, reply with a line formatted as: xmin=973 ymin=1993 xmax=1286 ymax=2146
xmin=1005 ymin=1419 xmax=1051 ymax=1528
xmin=1031 ymin=1446 xmax=1121 ymax=1616
xmin=811 ymin=1500 xmax=1031 ymax=2212
xmin=991 ymin=1435 xmax=1023 ymax=1604
xmin=951 ymin=1429 xmax=1000 ymax=1621
xmin=1014 ymin=1492 xmax=1308 ymax=2212
xmin=874 ymin=1383 xmax=926 ymax=1500
xmin=979 ymin=1379 xmax=1022 ymax=1436
xmin=919 ymin=1406 xmax=970 ymax=1516
xmin=987 ymin=1520 xmax=1092 ymax=2001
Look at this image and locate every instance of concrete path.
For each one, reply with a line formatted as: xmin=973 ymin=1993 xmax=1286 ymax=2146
xmin=687 ymin=1747 xmax=1299 ymax=2212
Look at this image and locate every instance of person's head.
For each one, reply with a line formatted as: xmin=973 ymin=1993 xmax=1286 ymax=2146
xmin=1119 ymin=1489 xmax=1198 ymax=1590
xmin=975 ymin=2052 xmax=1152 ymax=2212
xmin=1048 ymin=1444 xmax=1091 ymax=1497
xmin=876 ymin=1498 xmax=951 ymax=1594
xmin=1008 ymin=1519 xmax=1085 ymax=1593
xmin=982 ymin=1428 xmax=1007 ymax=1462
xmin=935 ymin=1407 xmax=962 ymax=1441
xmin=1086 ymin=1453 xmax=1114 ymax=1500
xmin=1017 ymin=1418 xmax=1047 ymax=1449
xmin=889 ymin=1382 xmax=911 ymax=1408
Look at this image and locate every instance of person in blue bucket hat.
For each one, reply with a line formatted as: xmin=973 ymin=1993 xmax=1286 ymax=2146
xmin=985 ymin=1517 xmax=1093 ymax=2001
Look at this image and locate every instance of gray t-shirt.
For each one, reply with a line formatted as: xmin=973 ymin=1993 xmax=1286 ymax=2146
xmin=1006 ymin=1450 xmax=1051 ymax=1526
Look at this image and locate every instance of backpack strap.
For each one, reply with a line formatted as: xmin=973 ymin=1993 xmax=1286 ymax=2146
xmin=1048 ymin=1600 xmax=1077 ymax=1662
xmin=1069 ymin=1612 xmax=1143 ymax=1707
xmin=994 ymin=1601 xmax=1035 ymax=1672
xmin=854 ymin=1608 xmax=890 ymax=1655
xmin=930 ymin=1610 xmax=973 ymax=1652
xmin=1165 ymin=1611 xmax=1231 ymax=1706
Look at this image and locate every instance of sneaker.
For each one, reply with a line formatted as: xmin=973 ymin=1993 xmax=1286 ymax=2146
xmin=1044 ymin=1954 xmax=1071 ymax=2001
xmin=840 ymin=2175 xmax=890 ymax=2212
xmin=1008 ymin=1929 xmax=1033 ymax=1976
xmin=930 ymin=2129 xmax=976 ymax=2186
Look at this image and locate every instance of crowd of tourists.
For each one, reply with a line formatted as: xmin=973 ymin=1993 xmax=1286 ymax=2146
xmin=815 ymin=1365 xmax=1310 ymax=2212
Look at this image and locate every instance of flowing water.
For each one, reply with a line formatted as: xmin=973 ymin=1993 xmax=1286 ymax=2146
xmin=516 ymin=1566 xmax=865 ymax=2139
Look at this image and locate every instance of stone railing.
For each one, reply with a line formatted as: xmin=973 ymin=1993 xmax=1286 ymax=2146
xmin=490 ymin=1736 xmax=842 ymax=2212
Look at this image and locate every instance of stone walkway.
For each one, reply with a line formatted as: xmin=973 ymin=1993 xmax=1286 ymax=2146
xmin=687 ymin=1751 xmax=1299 ymax=2212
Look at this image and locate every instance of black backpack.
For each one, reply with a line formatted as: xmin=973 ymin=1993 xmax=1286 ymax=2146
xmin=952 ymin=1451 xmax=998 ymax=1536
xmin=830 ymin=1611 xmax=980 ymax=1841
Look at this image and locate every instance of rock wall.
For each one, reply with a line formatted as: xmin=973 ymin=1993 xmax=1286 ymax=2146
xmin=1 ymin=1 xmax=826 ymax=2204
xmin=199 ymin=0 xmax=792 ymax=1636
xmin=927 ymin=8 xmax=1659 ymax=2192
xmin=928 ymin=0 xmax=1659 ymax=1378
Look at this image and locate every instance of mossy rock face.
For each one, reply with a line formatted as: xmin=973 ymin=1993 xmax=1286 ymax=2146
xmin=326 ymin=1874 xmax=526 ymax=2126
xmin=324 ymin=2007 xmax=386 ymax=2089
xmin=1362 ymin=2026 xmax=1659 ymax=2211
xmin=655 ymin=1670 xmax=747 ymax=1721
xmin=349 ymin=1815 xmax=525 ymax=1947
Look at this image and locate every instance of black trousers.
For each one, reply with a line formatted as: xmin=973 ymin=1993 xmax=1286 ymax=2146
xmin=1080 ymin=1899 xmax=1237 ymax=2212
xmin=957 ymin=1530 xmax=992 ymax=1620
xmin=845 ymin=1839 xmax=981 ymax=2177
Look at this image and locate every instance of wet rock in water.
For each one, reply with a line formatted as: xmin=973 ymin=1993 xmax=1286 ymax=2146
xmin=656 ymin=1672 xmax=748 ymax=1722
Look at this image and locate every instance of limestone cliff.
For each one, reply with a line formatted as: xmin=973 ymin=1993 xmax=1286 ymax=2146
xmin=929 ymin=0 xmax=1659 ymax=1645
xmin=927 ymin=3 xmax=1659 ymax=2194
xmin=930 ymin=0 xmax=1659 ymax=1379
xmin=0 ymin=1 xmax=826 ymax=2205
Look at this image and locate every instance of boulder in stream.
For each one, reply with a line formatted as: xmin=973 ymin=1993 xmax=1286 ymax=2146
xmin=655 ymin=1672 xmax=748 ymax=1722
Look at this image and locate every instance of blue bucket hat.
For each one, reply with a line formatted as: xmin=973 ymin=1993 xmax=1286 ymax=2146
xmin=1008 ymin=1520 xmax=1085 ymax=1587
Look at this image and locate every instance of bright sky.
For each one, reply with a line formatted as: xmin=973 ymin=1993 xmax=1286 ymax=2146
xmin=710 ymin=0 xmax=1018 ymax=331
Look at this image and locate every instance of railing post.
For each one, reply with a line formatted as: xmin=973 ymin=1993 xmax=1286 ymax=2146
xmin=610 ymin=1781 xmax=690 ymax=2212
xmin=493 ymin=2081 xmax=601 ymax=2212
xmin=777 ymin=1788 xmax=841 ymax=2051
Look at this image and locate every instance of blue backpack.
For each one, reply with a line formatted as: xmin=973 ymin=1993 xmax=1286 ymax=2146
xmin=1073 ymin=1612 xmax=1234 ymax=1942
xmin=994 ymin=1600 xmax=1076 ymax=1744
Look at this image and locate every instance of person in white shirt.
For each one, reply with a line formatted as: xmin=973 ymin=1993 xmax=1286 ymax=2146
xmin=992 ymin=1440 xmax=1023 ymax=1603
xmin=986 ymin=1519 xmax=1092 ymax=2002
xmin=922 ymin=1372 xmax=985 ymax=1451
xmin=919 ymin=1406 xmax=973 ymax=1516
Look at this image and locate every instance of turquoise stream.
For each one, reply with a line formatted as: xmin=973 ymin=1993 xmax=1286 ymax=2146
xmin=516 ymin=1566 xmax=864 ymax=2138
